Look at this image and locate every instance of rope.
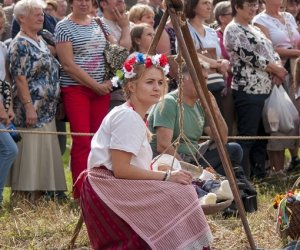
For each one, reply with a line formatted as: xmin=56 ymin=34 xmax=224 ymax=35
xmin=0 ymin=128 xmax=94 ymax=136
xmin=1 ymin=128 xmax=300 ymax=140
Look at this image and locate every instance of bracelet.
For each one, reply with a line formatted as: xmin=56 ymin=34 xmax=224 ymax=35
xmin=23 ymin=100 xmax=32 ymax=105
xmin=163 ymin=170 xmax=171 ymax=181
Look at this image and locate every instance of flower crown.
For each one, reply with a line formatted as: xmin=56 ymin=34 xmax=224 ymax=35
xmin=111 ymin=53 xmax=170 ymax=89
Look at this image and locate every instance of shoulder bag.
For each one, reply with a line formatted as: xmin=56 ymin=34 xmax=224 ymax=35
xmin=95 ymin=18 xmax=129 ymax=81
xmin=194 ymin=33 xmax=225 ymax=92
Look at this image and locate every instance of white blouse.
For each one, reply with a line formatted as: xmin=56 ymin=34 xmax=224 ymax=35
xmin=88 ymin=104 xmax=153 ymax=171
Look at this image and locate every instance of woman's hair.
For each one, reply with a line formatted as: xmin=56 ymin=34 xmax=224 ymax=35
xmin=128 ymin=4 xmax=154 ymax=24
xmin=214 ymin=1 xmax=231 ymax=25
xmin=14 ymin=0 xmax=46 ymax=23
xmin=130 ymin=23 xmax=153 ymax=52
xmin=231 ymin=0 xmax=257 ymax=16
xmin=122 ymin=64 xmax=167 ymax=100
xmin=184 ymin=0 xmax=200 ymax=19
xmin=0 ymin=7 xmax=7 ymax=23
xmin=46 ymin=0 xmax=58 ymax=11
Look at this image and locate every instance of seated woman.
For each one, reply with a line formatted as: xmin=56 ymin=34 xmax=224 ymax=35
xmin=80 ymin=53 xmax=213 ymax=249
xmin=147 ymin=61 xmax=256 ymax=201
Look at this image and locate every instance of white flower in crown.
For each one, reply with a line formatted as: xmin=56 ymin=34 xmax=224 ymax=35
xmin=123 ymin=67 xmax=137 ymax=79
xmin=111 ymin=76 xmax=119 ymax=88
xmin=163 ymin=64 xmax=170 ymax=75
xmin=151 ymin=54 xmax=161 ymax=66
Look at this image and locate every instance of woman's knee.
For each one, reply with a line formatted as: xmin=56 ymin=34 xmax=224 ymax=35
xmin=226 ymin=142 xmax=243 ymax=164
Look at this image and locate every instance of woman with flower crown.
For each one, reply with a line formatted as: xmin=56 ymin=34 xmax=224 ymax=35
xmin=80 ymin=53 xmax=213 ymax=249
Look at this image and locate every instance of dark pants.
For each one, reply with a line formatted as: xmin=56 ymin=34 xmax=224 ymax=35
xmin=199 ymin=142 xmax=243 ymax=176
xmin=233 ymin=90 xmax=269 ymax=179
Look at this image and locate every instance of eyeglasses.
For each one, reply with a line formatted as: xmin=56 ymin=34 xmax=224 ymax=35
xmin=221 ymin=12 xmax=233 ymax=16
xmin=243 ymin=2 xmax=259 ymax=9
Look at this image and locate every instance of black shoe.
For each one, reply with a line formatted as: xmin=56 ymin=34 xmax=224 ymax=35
xmin=222 ymin=207 xmax=239 ymax=219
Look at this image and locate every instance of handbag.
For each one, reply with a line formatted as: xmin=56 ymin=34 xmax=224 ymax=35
xmin=197 ymin=47 xmax=225 ymax=92
xmin=95 ymin=18 xmax=129 ymax=82
xmin=193 ymin=30 xmax=225 ymax=92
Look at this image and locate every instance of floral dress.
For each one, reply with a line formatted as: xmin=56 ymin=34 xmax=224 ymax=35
xmin=8 ymin=36 xmax=60 ymax=128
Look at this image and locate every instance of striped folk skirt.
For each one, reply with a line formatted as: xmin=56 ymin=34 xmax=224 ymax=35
xmin=80 ymin=168 xmax=213 ymax=250
xmin=80 ymin=177 xmax=150 ymax=249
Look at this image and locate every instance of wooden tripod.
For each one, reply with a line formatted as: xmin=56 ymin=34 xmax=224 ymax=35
xmin=147 ymin=0 xmax=256 ymax=249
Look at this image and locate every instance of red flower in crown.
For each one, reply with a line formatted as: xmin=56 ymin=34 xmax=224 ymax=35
xmin=124 ymin=57 xmax=136 ymax=72
xmin=124 ymin=62 xmax=133 ymax=72
xmin=159 ymin=54 xmax=168 ymax=67
xmin=128 ymin=57 xmax=136 ymax=65
xmin=145 ymin=57 xmax=153 ymax=68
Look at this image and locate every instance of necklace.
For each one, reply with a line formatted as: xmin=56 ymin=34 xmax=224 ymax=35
xmin=20 ymin=29 xmax=40 ymax=43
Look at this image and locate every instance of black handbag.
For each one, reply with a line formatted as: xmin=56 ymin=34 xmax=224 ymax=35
xmin=95 ymin=18 xmax=129 ymax=81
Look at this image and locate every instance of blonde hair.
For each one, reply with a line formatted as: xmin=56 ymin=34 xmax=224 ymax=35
xmin=128 ymin=4 xmax=154 ymax=24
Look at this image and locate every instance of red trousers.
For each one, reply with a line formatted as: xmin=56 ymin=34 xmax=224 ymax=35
xmin=61 ymin=86 xmax=110 ymax=199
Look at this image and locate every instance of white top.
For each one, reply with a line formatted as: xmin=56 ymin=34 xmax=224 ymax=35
xmin=0 ymin=41 xmax=7 ymax=80
xmin=88 ymin=103 xmax=153 ymax=171
xmin=188 ymin=22 xmax=222 ymax=59
xmin=253 ymin=12 xmax=300 ymax=49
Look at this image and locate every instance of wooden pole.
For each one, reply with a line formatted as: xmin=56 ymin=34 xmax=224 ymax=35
xmin=69 ymin=212 xmax=84 ymax=249
xmin=166 ymin=3 xmax=256 ymax=249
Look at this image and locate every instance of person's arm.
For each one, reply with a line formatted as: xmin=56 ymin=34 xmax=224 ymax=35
xmin=111 ymin=149 xmax=192 ymax=184
xmin=203 ymin=92 xmax=228 ymax=144
xmin=55 ymin=42 xmax=112 ymax=95
xmin=254 ymin=23 xmax=300 ymax=58
xmin=13 ymin=75 xmax=37 ymax=127
xmin=113 ymin=9 xmax=131 ymax=50
xmin=155 ymin=127 xmax=183 ymax=161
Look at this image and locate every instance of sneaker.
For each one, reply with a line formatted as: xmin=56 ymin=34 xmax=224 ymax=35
xmin=286 ymin=158 xmax=300 ymax=173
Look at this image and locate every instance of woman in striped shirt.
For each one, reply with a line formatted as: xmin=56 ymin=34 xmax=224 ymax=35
xmin=55 ymin=0 xmax=115 ymax=199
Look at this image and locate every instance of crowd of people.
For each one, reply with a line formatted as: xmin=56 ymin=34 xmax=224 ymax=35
xmin=0 ymin=0 xmax=300 ymax=247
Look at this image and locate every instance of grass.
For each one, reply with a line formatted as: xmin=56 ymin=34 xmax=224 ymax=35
xmin=0 ymin=136 xmax=299 ymax=249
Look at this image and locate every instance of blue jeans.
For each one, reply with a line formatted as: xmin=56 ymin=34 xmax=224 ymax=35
xmin=0 ymin=123 xmax=18 ymax=204
xmin=200 ymin=142 xmax=243 ymax=176
xmin=233 ymin=90 xmax=269 ymax=179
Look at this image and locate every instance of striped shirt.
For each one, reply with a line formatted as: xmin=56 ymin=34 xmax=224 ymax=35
xmin=55 ymin=17 xmax=109 ymax=87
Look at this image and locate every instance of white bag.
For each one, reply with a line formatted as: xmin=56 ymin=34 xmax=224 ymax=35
xmin=263 ymin=85 xmax=299 ymax=134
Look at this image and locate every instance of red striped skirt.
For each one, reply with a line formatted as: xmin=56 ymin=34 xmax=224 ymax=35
xmin=80 ymin=177 xmax=151 ymax=250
